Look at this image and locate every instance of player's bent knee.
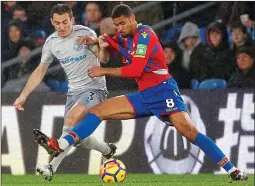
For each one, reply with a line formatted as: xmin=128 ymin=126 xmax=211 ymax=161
xmin=65 ymin=111 xmax=87 ymax=127
xmin=88 ymin=104 xmax=107 ymax=120
xmin=65 ymin=103 xmax=90 ymax=127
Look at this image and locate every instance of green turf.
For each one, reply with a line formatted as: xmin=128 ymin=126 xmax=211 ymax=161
xmin=2 ymin=174 xmax=254 ymax=186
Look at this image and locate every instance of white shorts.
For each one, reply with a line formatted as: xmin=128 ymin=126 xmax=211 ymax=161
xmin=65 ymin=89 xmax=108 ymax=115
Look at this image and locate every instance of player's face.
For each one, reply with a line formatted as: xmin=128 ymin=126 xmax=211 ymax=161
xmin=237 ymin=53 xmax=254 ymax=71
xmin=51 ymin=13 xmax=74 ymax=37
xmin=112 ymin=15 xmax=136 ymax=38
xmin=209 ymin=31 xmax=222 ymax=47
xmin=231 ymin=29 xmax=246 ymax=45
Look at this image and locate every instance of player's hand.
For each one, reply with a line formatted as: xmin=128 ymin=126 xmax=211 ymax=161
xmin=76 ymin=36 xmax=98 ymax=45
xmin=13 ymin=95 xmax=26 ymax=111
xmin=98 ymin=34 xmax=109 ymax=48
xmin=88 ymin=66 xmax=106 ymax=77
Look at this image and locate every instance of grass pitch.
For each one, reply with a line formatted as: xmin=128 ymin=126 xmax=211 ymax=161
xmin=2 ymin=173 xmax=254 ymax=186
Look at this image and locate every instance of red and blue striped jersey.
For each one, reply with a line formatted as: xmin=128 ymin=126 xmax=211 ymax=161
xmin=108 ymin=24 xmax=171 ymax=91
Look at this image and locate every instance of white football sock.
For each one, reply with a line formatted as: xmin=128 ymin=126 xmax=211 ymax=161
xmin=49 ymin=127 xmax=70 ymax=172
xmin=49 ymin=145 xmax=72 ymax=173
xmin=228 ymin=166 xmax=237 ymax=174
xmin=76 ymin=135 xmax=111 ymax=155
xmin=50 ymin=127 xmax=111 ymax=173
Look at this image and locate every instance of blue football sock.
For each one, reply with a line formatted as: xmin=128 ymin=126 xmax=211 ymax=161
xmin=193 ymin=133 xmax=233 ymax=172
xmin=63 ymin=113 xmax=102 ymax=146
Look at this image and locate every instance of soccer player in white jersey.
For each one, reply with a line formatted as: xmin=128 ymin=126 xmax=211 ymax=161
xmin=13 ymin=4 xmax=117 ymax=181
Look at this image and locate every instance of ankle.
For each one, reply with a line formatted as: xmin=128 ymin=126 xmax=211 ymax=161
xmin=228 ymin=166 xmax=237 ymax=174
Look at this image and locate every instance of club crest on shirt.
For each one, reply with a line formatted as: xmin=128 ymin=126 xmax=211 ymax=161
xmin=73 ymin=42 xmax=84 ymax=51
xmin=141 ymin=32 xmax=148 ymax=38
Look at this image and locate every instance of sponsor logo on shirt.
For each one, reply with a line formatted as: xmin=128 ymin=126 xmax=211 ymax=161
xmin=60 ymin=54 xmax=86 ymax=64
xmin=134 ymin=44 xmax=147 ymax=58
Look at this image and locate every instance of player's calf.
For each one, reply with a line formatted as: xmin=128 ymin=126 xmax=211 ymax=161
xmin=169 ymin=112 xmax=198 ymax=142
xmin=169 ymin=112 xmax=248 ymax=179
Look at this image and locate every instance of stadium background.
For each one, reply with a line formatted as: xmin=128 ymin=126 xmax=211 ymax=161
xmin=1 ymin=0 xmax=254 ymax=179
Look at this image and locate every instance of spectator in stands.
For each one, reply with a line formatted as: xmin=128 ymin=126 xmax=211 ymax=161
xmin=2 ymin=1 xmax=16 ymax=18
xmin=16 ymin=39 xmax=39 ymax=78
xmin=177 ymin=22 xmax=205 ymax=79
xmin=163 ymin=42 xmax=192 ymax=89
xmin=99 ymin=17 xmax=116 ymax=37
xmin=64 ymin=1 xmax=83 ymax=24
xmin=2 ymin=38 xmax=40 ymax=87
xmin=240 ymin=14 xmax=255 ymax=30
xmin=12 ymin=5 xmax=35 ymax=34
xmin=2 ymin=1 xmax=17 ymax=52
xmin=2 ymin=19 xmax=24 ymax=61
xmin=3 ymin=39 xmax=37 ymax=79
xmin=2 ymin=37 xmax=52 ymax=92
xmin=82 ymin=2 xmax=102 ymax=31
xmin=228 ymin=46 xmax=255 ymax=88
xmin=230 ymin=22 xmax=255 ymax=53
xmin=195 ymin=21 xmax=236 ymax=81
xmin=12 ymin=4 xmax=28 ymax=22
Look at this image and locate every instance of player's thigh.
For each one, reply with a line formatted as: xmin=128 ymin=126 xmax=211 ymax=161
xmin=125 ymin=92 xmax=152 ymax=118
xmin=141 ymin=77 xmax=188 ymax=125
xmin=89 ymin=92 xmax=152 ymax=120
xmin=77 ymin=89 xmax=108 ymax=108
xmin=65 ymin=89 xmax=107 ymax=125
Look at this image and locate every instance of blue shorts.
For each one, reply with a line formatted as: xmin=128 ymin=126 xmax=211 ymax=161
xmin=125 ymin=77 xmax=188 ymax=125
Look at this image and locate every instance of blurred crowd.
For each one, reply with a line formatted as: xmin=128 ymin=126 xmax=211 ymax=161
xmin=1 ymin=1 xmax=255 ymax=92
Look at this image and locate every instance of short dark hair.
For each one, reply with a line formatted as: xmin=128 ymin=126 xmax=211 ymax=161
xmin=236 ymin=46 xmax=255 ymax=60
xmin=111 ymin=4 xmax=132 ymax=19
xmin=51 ymin=4 xmax=73 ymax=18
xmin=230 ymin=22 xmax=247 ymax=34
xmin=13 ymin=5 xmax=26 ymax=12
xmin=8 ymin=19 xmax=23 ymax=32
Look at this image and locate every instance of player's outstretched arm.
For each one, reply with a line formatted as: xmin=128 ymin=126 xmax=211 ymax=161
xmin=76 ymin=35 xmax=110 ymax=63
xmin=88 ymin=56 xmax=147 ymax=79
xmin=13 ymin=63 xmax=50 ymax=111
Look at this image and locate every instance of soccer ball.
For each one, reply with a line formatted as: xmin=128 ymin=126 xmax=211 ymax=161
xmin=99 ymin=159 xmax=127 ymax=183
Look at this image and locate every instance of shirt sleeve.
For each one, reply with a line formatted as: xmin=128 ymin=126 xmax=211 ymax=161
xmin=87 ymin=29 xmax=98 ymax=52
xmin=106 ymin=35 xmax=119 ymax=55
xmin=133 ymin=30 xmax=156 ymax=59
xmin=120 ymin=30 xmax=157 ymax=78
xmin=41 ymin=39 xmax=54 ymax=64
